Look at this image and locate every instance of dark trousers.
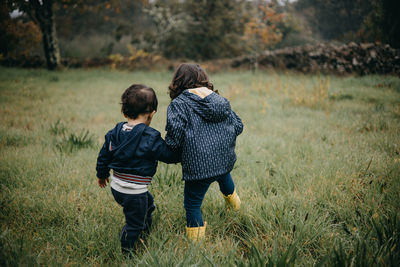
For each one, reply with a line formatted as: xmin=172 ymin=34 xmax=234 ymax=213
xmin=111 ymin=188 xmax=155 ymax=252
xmin=184 ymin=172 xmax=235 ymax=227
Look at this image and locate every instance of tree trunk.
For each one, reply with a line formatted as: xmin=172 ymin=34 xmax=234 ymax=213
xmin=251 ymin=52 xmax=259 ymax=73
xmin=40 ymin=14 xmax=60 ymax=70
xmin=30 ymin=0 xmax=60 ymax=70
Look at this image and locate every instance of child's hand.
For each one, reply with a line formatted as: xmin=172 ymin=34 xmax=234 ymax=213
xmin=98 ymin=178 xmax=109 ymax=188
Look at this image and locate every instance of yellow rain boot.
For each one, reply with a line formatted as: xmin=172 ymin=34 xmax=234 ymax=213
xmin=223 ymin=189 xmax=241 ymax=211
xmin=185 ymin=222 xmax=207 ymax=241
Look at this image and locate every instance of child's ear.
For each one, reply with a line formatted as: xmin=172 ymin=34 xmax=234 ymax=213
xmin=148 ymin=110 xmax=156 ymax=121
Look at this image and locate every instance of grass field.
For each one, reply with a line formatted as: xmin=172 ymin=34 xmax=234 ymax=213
xmin=0 ymin=66 xmax=399 ymax=266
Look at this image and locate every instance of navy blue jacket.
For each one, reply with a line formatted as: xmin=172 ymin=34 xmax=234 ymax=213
xmin=96 ymin=122 xmax=180 ymax=179
xmin=165 ymin=90 xmax=243 ymax=181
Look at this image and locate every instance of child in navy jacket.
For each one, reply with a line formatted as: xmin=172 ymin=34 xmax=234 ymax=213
xmin=96 ymin=84 xmax=180 ymax=254
xmin=165 ymin=63 xmax=243 ymax=241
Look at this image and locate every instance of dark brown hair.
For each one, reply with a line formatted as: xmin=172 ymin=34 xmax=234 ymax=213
xmin=168 ymin=63 xmax=216 ymax=99
xmin=121 ymin=84 xmax=158 ymax=119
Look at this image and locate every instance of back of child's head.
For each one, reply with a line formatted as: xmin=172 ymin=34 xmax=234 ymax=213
xmin=168 ymin=63 xmax=215 ymax=99
xmin=121 ymin=84 xmax=158 ymax=119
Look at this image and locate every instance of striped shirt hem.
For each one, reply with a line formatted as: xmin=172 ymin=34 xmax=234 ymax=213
xmin=113 ymin=171 xmax=152 ymax=185
xmin=110 ymin=175 xmax=148 ymax=195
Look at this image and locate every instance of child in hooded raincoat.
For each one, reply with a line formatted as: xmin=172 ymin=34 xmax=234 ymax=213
xmin=96 ymin=84 xmax=180 ymax=254
xmin=165 ymin=63 xmax=243 ymax=240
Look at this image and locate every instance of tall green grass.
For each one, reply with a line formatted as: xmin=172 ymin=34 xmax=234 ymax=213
xmin=0 ymin=67 xmax=399 ymax=266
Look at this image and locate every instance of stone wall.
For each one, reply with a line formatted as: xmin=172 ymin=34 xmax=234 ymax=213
xmin=231 ymin=43 xmax=400 ymax=75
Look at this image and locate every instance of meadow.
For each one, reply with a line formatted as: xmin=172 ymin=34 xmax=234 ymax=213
xmin=0 ymin=66 xmax=399 ymax=266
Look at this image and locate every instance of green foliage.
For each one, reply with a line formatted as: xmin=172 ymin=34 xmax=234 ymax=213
xmin=0 ymin=67 xmax=399 ymax=265
xmin=56 ymin=129 xmax=95 ymax=153
xmin=294 ymin=0 xmax=372 ymax=41
xmin=50 ymin=120 xmax=95 ymax=153
xmin=329 ymin=212 xmax=400 ymax=266
xmin=236 ymin=242 xmax=298 ymax=267
xmin=362 ymin=0 xmax=400 ymax=49
xmin=294 ymin=0 xmax=400 ymax=48
xmin=50 ymin=120 xmax=67 ymax=136
xmin=0 ymin=129 xmax=32 ymax=148
xmin=4 ymin=0 xmax=304 ymax=62
xmin=0 ymin=3 xmax=42 ymax=58
xmin=143 ymin=0 xmax=249 ymax=60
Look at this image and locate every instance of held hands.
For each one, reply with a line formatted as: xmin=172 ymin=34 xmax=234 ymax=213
xmin=98 ymin=178 xmax=109 ymax=188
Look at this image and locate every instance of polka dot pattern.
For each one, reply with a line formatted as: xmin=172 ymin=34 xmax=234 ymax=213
xmin=165 ymin=90 xmax=243 ymax=181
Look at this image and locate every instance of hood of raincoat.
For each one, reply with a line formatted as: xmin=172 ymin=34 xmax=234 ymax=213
xmin=180 ymin=88 xmax=231 ymax=122
xmin=107 ymin=122 xmax=146 ymax=162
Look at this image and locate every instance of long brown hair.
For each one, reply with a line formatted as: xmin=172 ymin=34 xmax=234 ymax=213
xmin=168 ymin=63 xmax=216 ymax=99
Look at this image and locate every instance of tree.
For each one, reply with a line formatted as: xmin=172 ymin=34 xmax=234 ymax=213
xmin=294 ymin=0 xmax=400 ymax=48
xmin=140 ymin=0 xmax=249 ymax=60
xmin=0 ymin=3 xmax=42 ymax=60
xmin=143 ymin=4 xmax=191 ymax=56
xmin=183 ymin=0 xmax=247 ymax=60
xmin=294 ymin=0 xmax=372 ymax=41
xmin=8 ymin=0 xmax=123 ymax=69
xmin=367 ymin=0 xmax=400 ymax=48
xmin=0 ymin=2 xmax=40 ymax=59
xmin=243 ymin=2 xmax=284 ymax=71
xmin=9 ymin=0 xmax=61 ymax=70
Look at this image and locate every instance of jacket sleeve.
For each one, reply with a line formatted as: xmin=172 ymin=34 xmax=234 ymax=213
xmin=149 ymin=132 xmax=181 ymax=164
xmin=96 ymin=132 xmax=113 ymax=179
xmin=165 ymin=102 xmax=187 ymax=152
xmin=231 ymin=110 xmax=244 ymax=136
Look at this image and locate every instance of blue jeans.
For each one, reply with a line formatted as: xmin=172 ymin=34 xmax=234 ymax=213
xmin=111 ymin=188 xmax=155 ymax=253
xmin=184 ymin=172 xmax=235 ymax=227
